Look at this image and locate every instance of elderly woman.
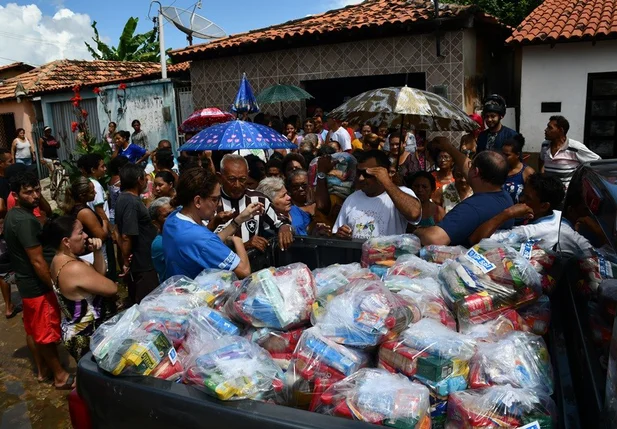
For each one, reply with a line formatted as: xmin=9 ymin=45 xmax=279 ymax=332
xmin=149 ymin=197 xmax=174 ymax=281
xmin=257 ymin=176 xmax=310 ymax=236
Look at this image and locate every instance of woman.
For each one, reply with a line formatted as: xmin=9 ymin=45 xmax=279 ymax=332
xmin=163 ymin=167 xmax=252 ymax=279
xmin=266 ymin=159 xmax=283 ymax=178
xmin=153 ymin=149 xmax=178 ymax=182
xmin=107 ymin=156 xmax=129 ymax=225
xmin=11 ymin=128 xmax=35 ymax=166
xmin=439 ymin=168 xmax=474 ymax=213
xmin=105 ymin=122 xmax=117 ymax=149
xmin=303 ymin=118 xmax=315 ymax=136
xmin=113 ymin=130 xmax=149 ymax=164
xmin=502 ymin=135 xmax=534 ymax=204
xmin=153 ymin=171 xmax=176 ymax=199
xmin=63 ymin=177 xmax=109 ymax=264
xmin=388 ymin=135 xmax=415 ymax=180
xmin=431 ymin=150 xmax=455 ymax=203
xmin=256 ymin=177 xmax=294 ymax=229
xmin=282 ymin=153 xmax=307 ymax=178
xmin=43 ymin=215 xmax=117 ymax=362
xmin=413 ymin=136 xmax=435 ymax=172
xmin=131 ymin=120 xmax=148 ymax=149
xmin=149 ymin=197 xmax=174 ymax=282
xmin=409 ymin=171 xmax=445 ymax=229
xmin=286 ymin=122 xmax=301 ymax=146
xmin=459 ymin=113 xmax=484 ymax=159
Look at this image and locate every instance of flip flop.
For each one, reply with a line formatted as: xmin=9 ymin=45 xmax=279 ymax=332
xmin=55 ymin=374 xmax=76 ymax=391
xmin=5 ymin=305 xmax=22 ymax=319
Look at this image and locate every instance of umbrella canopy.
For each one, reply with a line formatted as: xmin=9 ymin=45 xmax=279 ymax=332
xmin=179 ymin=108 xmax=234 ymax=133
xmin=328 ymin=86 xmax=479 ymax=132
xmin=180 ymin=120 xmax=296 ymax=151
xmin=256 ymin=84 xmax=314 ymax=104
xmin=231 ymin=73 xmax=260 ymax=114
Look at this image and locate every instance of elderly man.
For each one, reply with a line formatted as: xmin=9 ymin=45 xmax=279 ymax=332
xmin=213 ymin=154 xmax=294 ymax=252
xmin=414 ymin=138 xmax=514 ymax=247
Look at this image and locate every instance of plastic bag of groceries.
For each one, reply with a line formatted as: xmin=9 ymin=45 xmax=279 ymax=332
xmin=419 ymin=245 xmax=466 ymax=264
xmin=140 ymin=276 xmax=210 ymax=346
xmin=459 ymin=309 xmax=531 ymax=342
xmin=225 ymin=263 xmax=316 ymax=330
xmin=308 ymin=152 xmax=357 ymax=199
xmin=287 ymin=327 xmax=369 ymax=410
xmin=183 ymin=306 xmax=242 ymax=355
xmin=247 ymin=327 xmax=305 ymax=369
xmin=468 ymin=331 xmax=553 ymax=393
xmin=90 ymin=305 xmax=183 ymax=380
xmin=387 ymin=254 xmax=440 ymax=280
xmin=385 ymin=275 xmax=457 ymax=330
xmin=447 ymin=385 xmax=557 ymax=429
xmin=183 ymin=335 xmax=285 ymax=401
xmin=193 ymin=268 xmax=238 ymax=307
xmin=313 ymin=368 xmax=431 ymax=429
xmin=361 ymin=234 xmax=421 ymax=277
xmin=315 ymin=279 xmax=421 ymax=347
xmin=519 ymin=295 xmax=551 ymax=336
xmin=380 ymin=318 xmax=476 ymax=397
xmin=578 ymin=253 xmax=617 ymax=296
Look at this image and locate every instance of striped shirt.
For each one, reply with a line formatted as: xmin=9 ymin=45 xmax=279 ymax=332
xmin=215 ymin=189 xmax=288 ymax=242
xmin=540 ymin=138 xmax=600 ymax=189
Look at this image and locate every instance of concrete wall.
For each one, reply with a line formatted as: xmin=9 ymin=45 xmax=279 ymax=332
xmin=190 ymin=31 xmax=466 ymax=117
xmin=97 ymin=79 xmax=178 ymax=151
xmin=520 ymin=40 xmax=617 ymax=152
xmin=0 ymin=100 xmax=36 ymax=147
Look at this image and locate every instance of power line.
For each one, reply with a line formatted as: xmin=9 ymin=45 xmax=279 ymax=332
xmin=0 ymin=55 xmax=40 ymax=67
xmin=0 ymin=31 xmax=85 ymax=49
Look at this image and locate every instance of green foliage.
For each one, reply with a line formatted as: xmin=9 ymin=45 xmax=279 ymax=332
xmin=62 ymin=137 xmax=112 ymax=182
xmin=451 ymin=0 xmax=543 ymax=28
xmin=85 ymin=17 xmax=161 ymax=62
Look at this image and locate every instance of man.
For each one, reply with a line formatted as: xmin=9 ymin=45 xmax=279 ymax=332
xmin=146 ymin=139 xmax=180 ymax=175
xmin=326 ymin=117 xmax=352 ymax=152
xmin=214 ymin=154 xmax=294 ymax=252
xmin=5 ymin=171 xmax=73 ymax=388
xmin=333 ymin=150 xmax=422 ymax=239
xmin=414 ymin=138 xmax=514 ymax=247
xmin=476 ymin=95 xmax=518 ymax=152
xmin=38 ymin=126 xmax=60 ymax=175
xmin=115 ymin=163 xmax=158 ymax=304
xmin=0 ymin=148 xmax=19 ymax=319
xmin=540 ymin=115 xmax=600 ymax=190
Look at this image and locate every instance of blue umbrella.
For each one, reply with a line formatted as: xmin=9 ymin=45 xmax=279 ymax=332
xmin=179 ymin=120 xmax=296 ymax=151
xmin=231 ymin=73 xmax=260 ymax=114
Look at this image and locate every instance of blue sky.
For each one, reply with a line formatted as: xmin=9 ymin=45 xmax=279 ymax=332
xmin=19 ymin=0 xmax=356 ymax=52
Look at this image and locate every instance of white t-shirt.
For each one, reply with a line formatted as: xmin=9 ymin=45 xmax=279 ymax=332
xmin=490 ymin=210 xmax=592 ymax=255
xmin=87 ymin=178 xmax=110 ymax=219
xmin=333 ymin=187 xmax=420 ymax=239
xmin=328 ymin=127 xmax=352 ymax=152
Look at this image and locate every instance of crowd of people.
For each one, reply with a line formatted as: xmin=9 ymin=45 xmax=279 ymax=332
xmin=0 ymin=94 xmax=604 ymax=392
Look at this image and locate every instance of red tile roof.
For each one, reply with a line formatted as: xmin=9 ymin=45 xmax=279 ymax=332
xmin=0 ymin=62 xmax=35 ymax=74
xmin=0 ymin=59 xmax=190 ymax=101
xmin=508 ymin=0 xmax=617 ymax=44
xmin=171 ymin=0 xmax=501 ymax=60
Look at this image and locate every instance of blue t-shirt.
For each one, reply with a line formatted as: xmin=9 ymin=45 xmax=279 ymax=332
xmin=119 ymin=143 xmax=147 ymax=164
xmin=151 ymin=234 xmax=165 ymax=281
xmin=476 ymin=126 xmax=518 ymax=152
xmin=163 ymin=210 xmax=240 ymax=279
xmin=290 ymin=205 xmax=310 ymax=236
xmin=437 ymin=190 xmax=514 ymax=247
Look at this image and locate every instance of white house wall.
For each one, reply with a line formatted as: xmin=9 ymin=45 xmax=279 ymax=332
xmin=520 ymin=40 xmax=617 ymax=152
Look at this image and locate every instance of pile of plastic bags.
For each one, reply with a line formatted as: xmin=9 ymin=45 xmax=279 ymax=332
xmin=361 ymin=234 xmax=421 ymax=277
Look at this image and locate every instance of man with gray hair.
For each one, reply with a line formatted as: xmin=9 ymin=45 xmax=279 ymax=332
xmin=213 ymin=154 xmax=294 ymax=252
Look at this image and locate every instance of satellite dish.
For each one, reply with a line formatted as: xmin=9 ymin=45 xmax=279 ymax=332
xmin=160 ymin=4 xmax=226 ymax=45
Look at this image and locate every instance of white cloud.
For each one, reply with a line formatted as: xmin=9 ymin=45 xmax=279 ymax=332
xmin=0 ymin=3 xmax=94 ymax=67
xmin=329 ymin=0 xmax=364 ymax=8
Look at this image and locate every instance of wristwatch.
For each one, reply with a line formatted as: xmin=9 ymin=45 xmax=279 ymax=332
xmin=231 ymin=218 xmax=241 ymax=229
xmin=317 ymin=172 xmax=326 ymax=180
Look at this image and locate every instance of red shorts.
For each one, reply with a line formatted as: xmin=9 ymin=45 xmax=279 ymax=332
xmin=22 ymin=291 xmax=61 ymax=344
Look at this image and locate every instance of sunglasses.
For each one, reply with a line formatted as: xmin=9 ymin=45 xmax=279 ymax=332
xmin=357 ymin=169 xmax=375 ymax=179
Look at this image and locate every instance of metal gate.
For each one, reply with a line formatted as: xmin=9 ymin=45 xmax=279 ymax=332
xmin=50 ymin=98 xmax=101 ymax=161
xmin=175 ymin=86 xmax=193 ymax=146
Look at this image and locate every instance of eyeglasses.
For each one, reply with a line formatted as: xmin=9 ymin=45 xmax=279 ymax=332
xmin=290 ymin=183 xmax=307 ymax=191
xmin=437 ymin=156 xmax=453 ymax=161
xmin=357 ymin=169 xmax=375 ymax=179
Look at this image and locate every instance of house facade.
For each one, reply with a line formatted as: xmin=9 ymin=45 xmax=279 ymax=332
xmin=171 ymin=0 xmax=512 ymax=122
xmin=510 ymin=0 xmax=617 ymax=156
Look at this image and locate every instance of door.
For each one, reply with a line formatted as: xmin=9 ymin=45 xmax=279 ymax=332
xmin=0 ymin=112 xmax=16 ymax=149
xmin=584 ymin=72 xmax=617 ymax=158
xmin=50 ymin=98 xmax=101 ymax=161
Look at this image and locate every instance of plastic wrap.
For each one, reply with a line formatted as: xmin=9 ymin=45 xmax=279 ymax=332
xmin=447 ymin=386 xmax=557 ymax=429
xmin=248 ymin=327 xmax=305 ymax=369
xmin=599 ymin=279 xmax=617 ymax=324
xmin=519 ymin=295 xmax=551 ymax=336
xmin=386 ymin=275 xmax=456 ymax=330
xmin=312 ymin=263 xmax=363 ymax=301
xmin=526 ymin=244 xmax=558 ymax=295
xmin=90 ymin=306 xmax=183 ymax=379
xmin=225 ymin=263 xmax=316 ymax=330
xmin=287 ymin=327 xmax=369 ymax=409
xmin=577 ymin=253 xmax=617 ymax=295
xmin=419 ymin=245 xmax=466 ymax=264
xmin=387 ymin=255 xmax=441 ymax=280
xmin=361 ymin=234 xmax=422 ymax=275
xmin=183 ymin=306 xmax=242 ymax=355
xmin=183 ymin=335 xmax=285 ymax=401
xmin=468 ymin=331 xmax=553 ymax=393
xmin=193 ymin=268 xmax=238 ymax=307
xmin=313 ymin=368 xmax=431 ymax=428
xmin=154 ymin=275 xmax=217 ymax=306
xmin=315 ymin=279 xmax=421 ymax=347
xmin=308 ymin=153 xmax=357 ymax=199
xmin=459 ymin=309 xmax=531 ymax=342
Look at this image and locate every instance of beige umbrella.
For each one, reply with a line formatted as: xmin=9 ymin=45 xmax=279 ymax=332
xmin=328 ymin=86 xmax=478 ymax=132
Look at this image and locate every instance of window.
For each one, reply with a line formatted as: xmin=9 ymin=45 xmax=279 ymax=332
xmin=585 ymin=72 xmax=617 ymax=158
